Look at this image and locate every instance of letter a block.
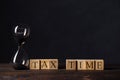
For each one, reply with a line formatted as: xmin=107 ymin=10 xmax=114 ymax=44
xmin=66 ymin=59 xmax=77 ymax=70
xmin=40 ymin=59 xmax=49 ymax=69
xmin=40 ymin=59 xmax=58 ymax=70
xmin=77 ymin=60 xmax=94 ymax=70
xmin=30 ymin=59 xmax=40 ymax=70
xmin=95 ymin=59 xmax=104 ymax=70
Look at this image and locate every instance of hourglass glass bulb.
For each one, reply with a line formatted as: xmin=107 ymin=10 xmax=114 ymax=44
xmin=11 ymin=24 xmax=30 ymax=70
xmin=14 ymin=24 xmax=30 ymax=46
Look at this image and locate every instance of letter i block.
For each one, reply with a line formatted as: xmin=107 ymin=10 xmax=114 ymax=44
xmin=66 ymin=59 xmax=77 ymax=70
xmin=95 ymin=59 xmax=104 ymax=70
xmin=77 ymin=59 xmax=94 ymax=70
xmin=30 ymin=59 xmax=40 ymax=70
xmin=77 ymin=60 xmax=86 ymax=70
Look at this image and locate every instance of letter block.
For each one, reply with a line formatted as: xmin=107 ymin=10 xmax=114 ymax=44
xmin=66 ymin=59 xmax=77 ymax=70
xmin=77 ymin=59 xmax=94 ymax=70
xmin=40 ymin=59 xmax=58 ymax=70
xmin=95 ymin=59 xmax=104 ymax=70
xmin=40 ymin=59 xmax=49 ymax=69
xmin=49 ymin=59 xmax=58 ymax=69
xmin=29 ymin=59 xmax=104 ymax=70
xmin=30 ymin=59 xmax=40 ymax=70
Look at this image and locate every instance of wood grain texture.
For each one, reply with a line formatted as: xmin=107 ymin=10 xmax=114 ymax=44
xmin=0 ymin=64 xmax=120 ymax=80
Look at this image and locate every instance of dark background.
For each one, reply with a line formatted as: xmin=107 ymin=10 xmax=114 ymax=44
xmin=1 ymin=0 xmax=120 ymax=65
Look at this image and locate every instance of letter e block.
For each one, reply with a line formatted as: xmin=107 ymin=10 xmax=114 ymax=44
xmin=66 ymin=59 xmax=77 ymax=70
xmin=85 ymin=60 xmax=94 ymax=70
xmin=30 ymin=59 xmax=40 ymax=70
xmin=95 ymin=59 xmax=104 ymax=70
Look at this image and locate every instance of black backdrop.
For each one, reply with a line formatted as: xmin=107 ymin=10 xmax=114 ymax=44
xmin=1 ymin=0 xmax=120 ymax=65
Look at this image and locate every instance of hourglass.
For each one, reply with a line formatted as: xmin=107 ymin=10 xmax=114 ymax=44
xmin=11 ymin=24 xmax=30 ymax=70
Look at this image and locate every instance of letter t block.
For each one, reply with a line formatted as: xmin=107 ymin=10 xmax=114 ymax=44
xmin=30 ymin=59 xmax=40 ymax=70
xmin=66 ymin=59 xmax=77 ymax=70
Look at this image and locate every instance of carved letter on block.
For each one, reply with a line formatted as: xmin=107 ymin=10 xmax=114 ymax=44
xmin=77 ymin=60 xmax=94 ymax=70
xmin=30 ymin=59 xmax=40 ymax=70
xmin=40 ymin=59 xmax=58 ymax=70
xmin=49 ymin=59 xmax=58 ymax=69
xmin=77 ymin=60 xmax=86 ymax=70
xmin=95 ymin=59 xmax=104 ymax=70
xmin=66 ymin=59 xmax=77 ymax=70
xmin=85 ymin=60 xmax=94 ymax=70
xmin=40 ymin=59 xmax=49 ymax=69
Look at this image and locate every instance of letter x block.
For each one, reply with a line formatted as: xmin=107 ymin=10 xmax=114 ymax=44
xmin=40 ymin=59 xmax=58 ymax=70
xmin=30 ymin=59 xmax=40 ymax=70
xmin=49 ymin=59 xmax=58 ymax=69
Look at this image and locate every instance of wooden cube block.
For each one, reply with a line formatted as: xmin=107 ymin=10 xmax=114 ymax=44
xmin=49 ymin=59 xmax=58 ymax=69
xmin=30 ymin=59 xmax=40 ymax=70
xmin=77 ymin=60 xmax=86 ymax=70
xmin=66 ymin=59 xmax=77 ymax=70
xmin=40 ymin=59 xmax=58 ymax=70
xmin=95 ymin=59 xmax=104 ymax=70
xmin=40 ymin=59 xmax=49 ymax=69
xmin=77 ymin=59 xmax=94 ymax=70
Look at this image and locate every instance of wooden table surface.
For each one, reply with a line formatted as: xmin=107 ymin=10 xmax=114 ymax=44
xmin=0 ymin=64 xmax=120 ymax=80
